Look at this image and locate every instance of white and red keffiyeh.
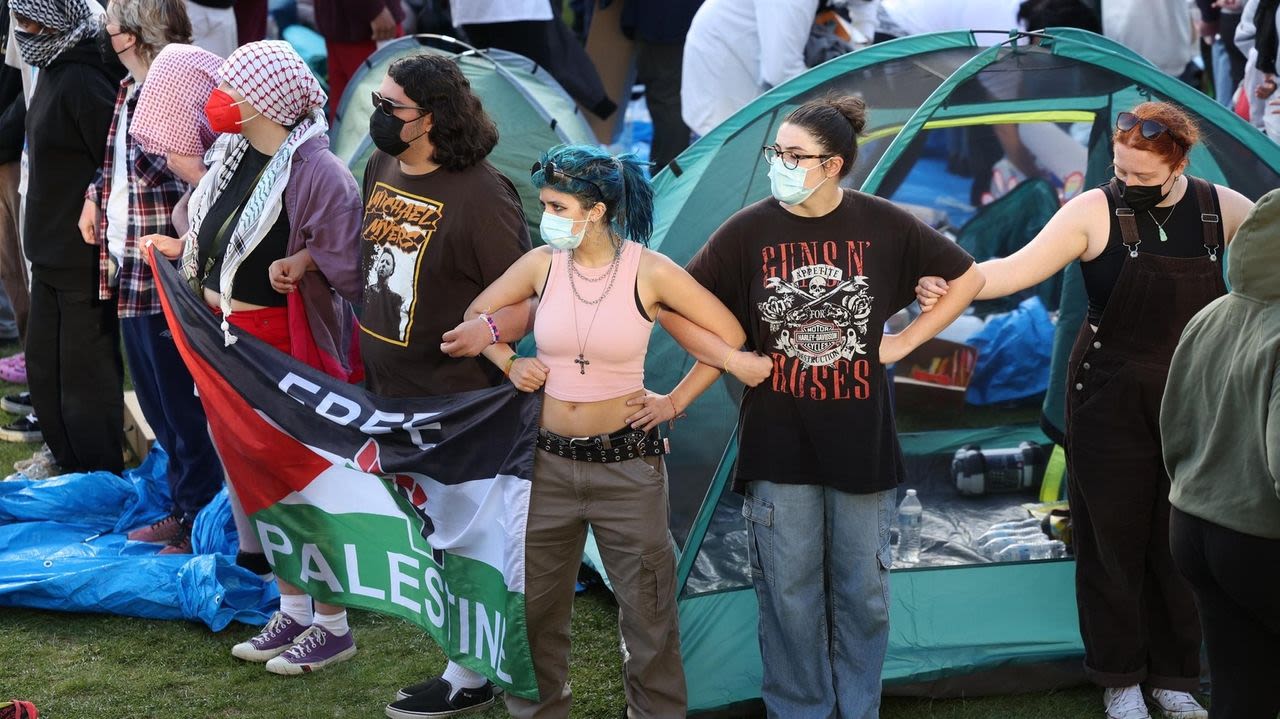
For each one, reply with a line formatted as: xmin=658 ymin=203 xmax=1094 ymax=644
xmin=217 ymin=40 xmax=326 ymax=127
xmin=130 ymin=43 xmax=223 ymax=156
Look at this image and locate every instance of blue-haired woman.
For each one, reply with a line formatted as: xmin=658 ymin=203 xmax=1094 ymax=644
xmin=454 ymin=144 xmax=765 ymax=718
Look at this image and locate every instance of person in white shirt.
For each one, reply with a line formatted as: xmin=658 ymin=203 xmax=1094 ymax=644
xmin=876 ymin=0 xmax=1021 ymax=39
xmin=681 ymin=0 xmax=818 ymax=137
xmin=1102 ymin=0 xmax=1196 ymax=78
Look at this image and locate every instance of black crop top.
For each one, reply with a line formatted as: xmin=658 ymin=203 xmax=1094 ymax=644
xmin=1080 ymin=179 xmax=1224 ymax=325
xmin=196 ymin=146 xmax=291 ymax=307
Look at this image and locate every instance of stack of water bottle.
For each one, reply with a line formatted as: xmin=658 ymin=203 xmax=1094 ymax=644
xmin=976 ymin=517 xmax=1067 ymax=562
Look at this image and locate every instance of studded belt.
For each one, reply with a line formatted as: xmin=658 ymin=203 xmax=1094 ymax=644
xmin=537 ymin=426 xmax=665 ymax=463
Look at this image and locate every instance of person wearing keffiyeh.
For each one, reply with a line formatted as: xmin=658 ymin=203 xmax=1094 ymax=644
xmin=144 ymin=39 xmax=365 ymax=677
xmin=8 ymin=0 xmax=125 ymax=473
xmin=75 ymin=0 xmax=224 ymax=557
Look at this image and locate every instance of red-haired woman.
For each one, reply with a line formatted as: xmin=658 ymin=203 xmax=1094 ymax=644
xmin=917 ymin=102 xmax=1254 ymax=719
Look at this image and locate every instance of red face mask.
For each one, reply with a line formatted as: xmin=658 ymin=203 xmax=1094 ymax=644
xmin=204 ymin=88 xmax=256 ymax=134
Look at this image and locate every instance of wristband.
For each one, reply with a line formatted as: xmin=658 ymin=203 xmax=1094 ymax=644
xmin=480 ymin=313 xmax=500 ymax=345
xmin=503 ymin=353 xmax=519 ymax=377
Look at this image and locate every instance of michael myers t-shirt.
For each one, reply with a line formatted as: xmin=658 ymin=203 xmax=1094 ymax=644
xmin=358 ymin=151 xmax=531 ymax=398
xmin=686 ymin=189 xmax=973 ymax=495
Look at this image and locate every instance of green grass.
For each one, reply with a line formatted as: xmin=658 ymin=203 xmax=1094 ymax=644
xmin=0 ymin=346 xmax=1127 ymax=718
xmin=0 ymin=594 xmax=1107 ymax=719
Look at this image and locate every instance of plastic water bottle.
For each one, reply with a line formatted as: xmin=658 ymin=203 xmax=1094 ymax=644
xmin=896 ymin=489 xmax=923 ymax=566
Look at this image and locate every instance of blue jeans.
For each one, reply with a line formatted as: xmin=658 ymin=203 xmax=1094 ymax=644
xmin=743 ymin=481 xmax=894 ymax=719
xmin=1213 ymin=38 xmax=1236 ymax=107
xmin=121 ymin=313 xmax=224 ymax=522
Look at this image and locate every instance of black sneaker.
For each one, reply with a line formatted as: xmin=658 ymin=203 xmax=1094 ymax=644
xmin=0 ymin=414 xmax=40 ymax=443
xmin=1 ymin=391 xmax=32 ymax=415
xmin=386 ymin=677 xmax=498 ymax=718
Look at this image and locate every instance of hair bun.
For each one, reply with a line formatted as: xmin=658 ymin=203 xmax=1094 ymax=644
xmin=831 ymin=95 xmax=868 ymax=135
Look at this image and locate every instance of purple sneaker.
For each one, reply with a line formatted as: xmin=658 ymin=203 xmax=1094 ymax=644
xmin=231 ymin=611 xmax=309 ymax=663
xmin=264 ymin=625 xmax=357 ymax=675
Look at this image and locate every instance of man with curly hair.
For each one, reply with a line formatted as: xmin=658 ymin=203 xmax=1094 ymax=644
xmin=357 ymin=53 xmax=534 ymax=719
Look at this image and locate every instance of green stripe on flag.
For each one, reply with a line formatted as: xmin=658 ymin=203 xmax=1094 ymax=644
xmin=251 ymin=501 xmax=535 ymax=699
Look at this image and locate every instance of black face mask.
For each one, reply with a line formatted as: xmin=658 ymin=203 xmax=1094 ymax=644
xmin=1118 ymin=174 xmax=1174 ymax=213
xmin=369 ymin=110 xmax=429 ymax=157
xmin=96 ymin=26 xmax=126 ymax=71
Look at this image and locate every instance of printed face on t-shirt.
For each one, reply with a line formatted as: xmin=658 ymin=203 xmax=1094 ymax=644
xmin=360 ymin=182 xmax=444 ymax=346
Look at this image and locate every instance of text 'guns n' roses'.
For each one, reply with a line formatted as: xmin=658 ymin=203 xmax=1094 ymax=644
xmin=758 ymin=240 xmax=874 ymax=401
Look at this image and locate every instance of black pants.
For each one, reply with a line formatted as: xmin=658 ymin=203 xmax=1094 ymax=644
xmin=634 ymin=41 xmax=689 ymax=172
xmin=27 ymin=273 xmax=123 ymax=474
xmin=462 ymin=4 xmax=615 ymax=120
xmin=121 ymin=313 xmax=222 ymax=522
xmin=1171 ymin=508 xmax=1280 ymax=719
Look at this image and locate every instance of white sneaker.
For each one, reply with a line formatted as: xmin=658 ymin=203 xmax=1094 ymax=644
xmin=1105 ymin=686 xmax=1152 ymax=719
xmin=1146 ymin=688 xmax=1208 ymax=719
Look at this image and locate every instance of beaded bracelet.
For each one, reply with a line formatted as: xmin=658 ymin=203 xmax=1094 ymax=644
xmin=479 ymin=312 xmax=500 ymax=345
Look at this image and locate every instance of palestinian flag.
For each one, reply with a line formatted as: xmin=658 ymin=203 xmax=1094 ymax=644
xmin=148 ymin=247 xmax=541 ymax=699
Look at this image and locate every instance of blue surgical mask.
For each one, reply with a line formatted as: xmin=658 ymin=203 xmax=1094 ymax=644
xmin=539 ymin=212 xmax=587 ymax=250
xmin=768 ymin=159 xmax=832 ymax=205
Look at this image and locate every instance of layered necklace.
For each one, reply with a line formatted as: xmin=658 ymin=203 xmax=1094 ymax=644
xmin=567 ymin=233 xmax=623 ymax=375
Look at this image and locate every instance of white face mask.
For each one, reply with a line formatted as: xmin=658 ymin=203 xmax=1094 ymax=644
xmin=768 ymin=158 xmax=832 ymax=205
xmin=539 ymin=211 xmax=588 ymax=250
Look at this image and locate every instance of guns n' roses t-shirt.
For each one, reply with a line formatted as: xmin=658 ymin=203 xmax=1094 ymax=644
xmin=358 ymin=151 xmax=531 ymax=398
xmin=686 ymin=189 xmax=973 ymax=494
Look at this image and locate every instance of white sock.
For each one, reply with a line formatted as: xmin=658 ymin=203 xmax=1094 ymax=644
xmin=442 ymin=661 xmax=487 ymax=690
xmin=313 ymin=609 xmax=349 ymax=637
xmin=279 ymin=594 xmax=313 ymax=625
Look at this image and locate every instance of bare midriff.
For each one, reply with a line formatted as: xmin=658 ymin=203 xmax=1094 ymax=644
xmin=540 ymin=389 xmax=648 ymax=437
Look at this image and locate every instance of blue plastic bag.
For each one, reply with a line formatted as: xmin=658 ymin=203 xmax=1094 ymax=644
xmin=965 ymin=297 xmax=1056 ymax=405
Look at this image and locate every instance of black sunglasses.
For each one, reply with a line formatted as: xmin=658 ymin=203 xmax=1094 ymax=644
xmin=371 ymin=91 xmax=428 ymax=118
xmin=1116 ymin=111 xmax=1173 ymax=142
xmin=531 ymin=159 xmax=606 ymax=199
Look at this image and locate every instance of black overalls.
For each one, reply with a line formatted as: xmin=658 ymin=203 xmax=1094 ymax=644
xmin=1065 ymin=176 xmax=1226 ymax=690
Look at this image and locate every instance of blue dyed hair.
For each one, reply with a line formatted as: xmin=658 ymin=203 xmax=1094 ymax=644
xmin=531 ymin=144 xmax=654 ymax=245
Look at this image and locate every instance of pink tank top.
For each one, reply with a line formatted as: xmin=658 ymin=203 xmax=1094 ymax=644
xmin=535 ymin=241 xmax=653 ymax=402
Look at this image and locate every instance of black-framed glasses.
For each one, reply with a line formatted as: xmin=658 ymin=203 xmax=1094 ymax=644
xmin=762 ymin=145 xmax=828 ymax=170
xmin=1115 ymin=111 xmax=1172 ymax=142
xmin=371 ymin=91 xmax=428 ymax=118
xmin=531 ymin=159 xmax=606 ymax=199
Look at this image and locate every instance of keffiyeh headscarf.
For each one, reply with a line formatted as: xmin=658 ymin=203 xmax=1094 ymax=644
xmin=179 ymin=41 xmax=329 ymax=346
xmin=130 ymin=43 xmax=222 ymax=156
xmin=218 ymin=40 xmax=327 ymax=127
xmin=10 ymin=0 xmax=99 ymax=68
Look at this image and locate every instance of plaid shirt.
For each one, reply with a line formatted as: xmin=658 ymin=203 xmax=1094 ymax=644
xmin=87 ymin=78 xmax=188 ymax=318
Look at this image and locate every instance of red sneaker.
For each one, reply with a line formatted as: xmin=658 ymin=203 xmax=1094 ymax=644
xmin=127 ymin=515 xmax=183 ymax=544
xmin=158 ymin=526 xmax=193 ymax=555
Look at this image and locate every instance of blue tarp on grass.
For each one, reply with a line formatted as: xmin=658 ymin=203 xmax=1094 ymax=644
xmin=0 ymin=446 xmax=277 ymax=630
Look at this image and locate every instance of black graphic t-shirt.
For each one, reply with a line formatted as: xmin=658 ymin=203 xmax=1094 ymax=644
xmin=358 ymin=151 xmax=531 ymax=398
xmin=686 ymin=190 xmax=974 ymax=494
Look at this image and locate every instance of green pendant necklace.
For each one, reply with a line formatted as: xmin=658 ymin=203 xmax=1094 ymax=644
xmin=1149 ymin=204 xmax=1176 ymax=242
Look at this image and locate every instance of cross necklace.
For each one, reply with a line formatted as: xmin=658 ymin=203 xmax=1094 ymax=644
xmin=568 ymin=237 xmax=623 ymax=374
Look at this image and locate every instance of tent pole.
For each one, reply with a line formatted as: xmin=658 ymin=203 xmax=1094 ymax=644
xmin=674 ymin=427 xmax=740 ymax=596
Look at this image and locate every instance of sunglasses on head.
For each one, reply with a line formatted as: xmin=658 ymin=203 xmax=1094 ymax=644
xmin=531 ymin=159 xmax=606 ymax=199
xmin=1116 ymin=111 xmax=1175 ymax=142
xmin=370 ymin=91 xmax=428 ymax=118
